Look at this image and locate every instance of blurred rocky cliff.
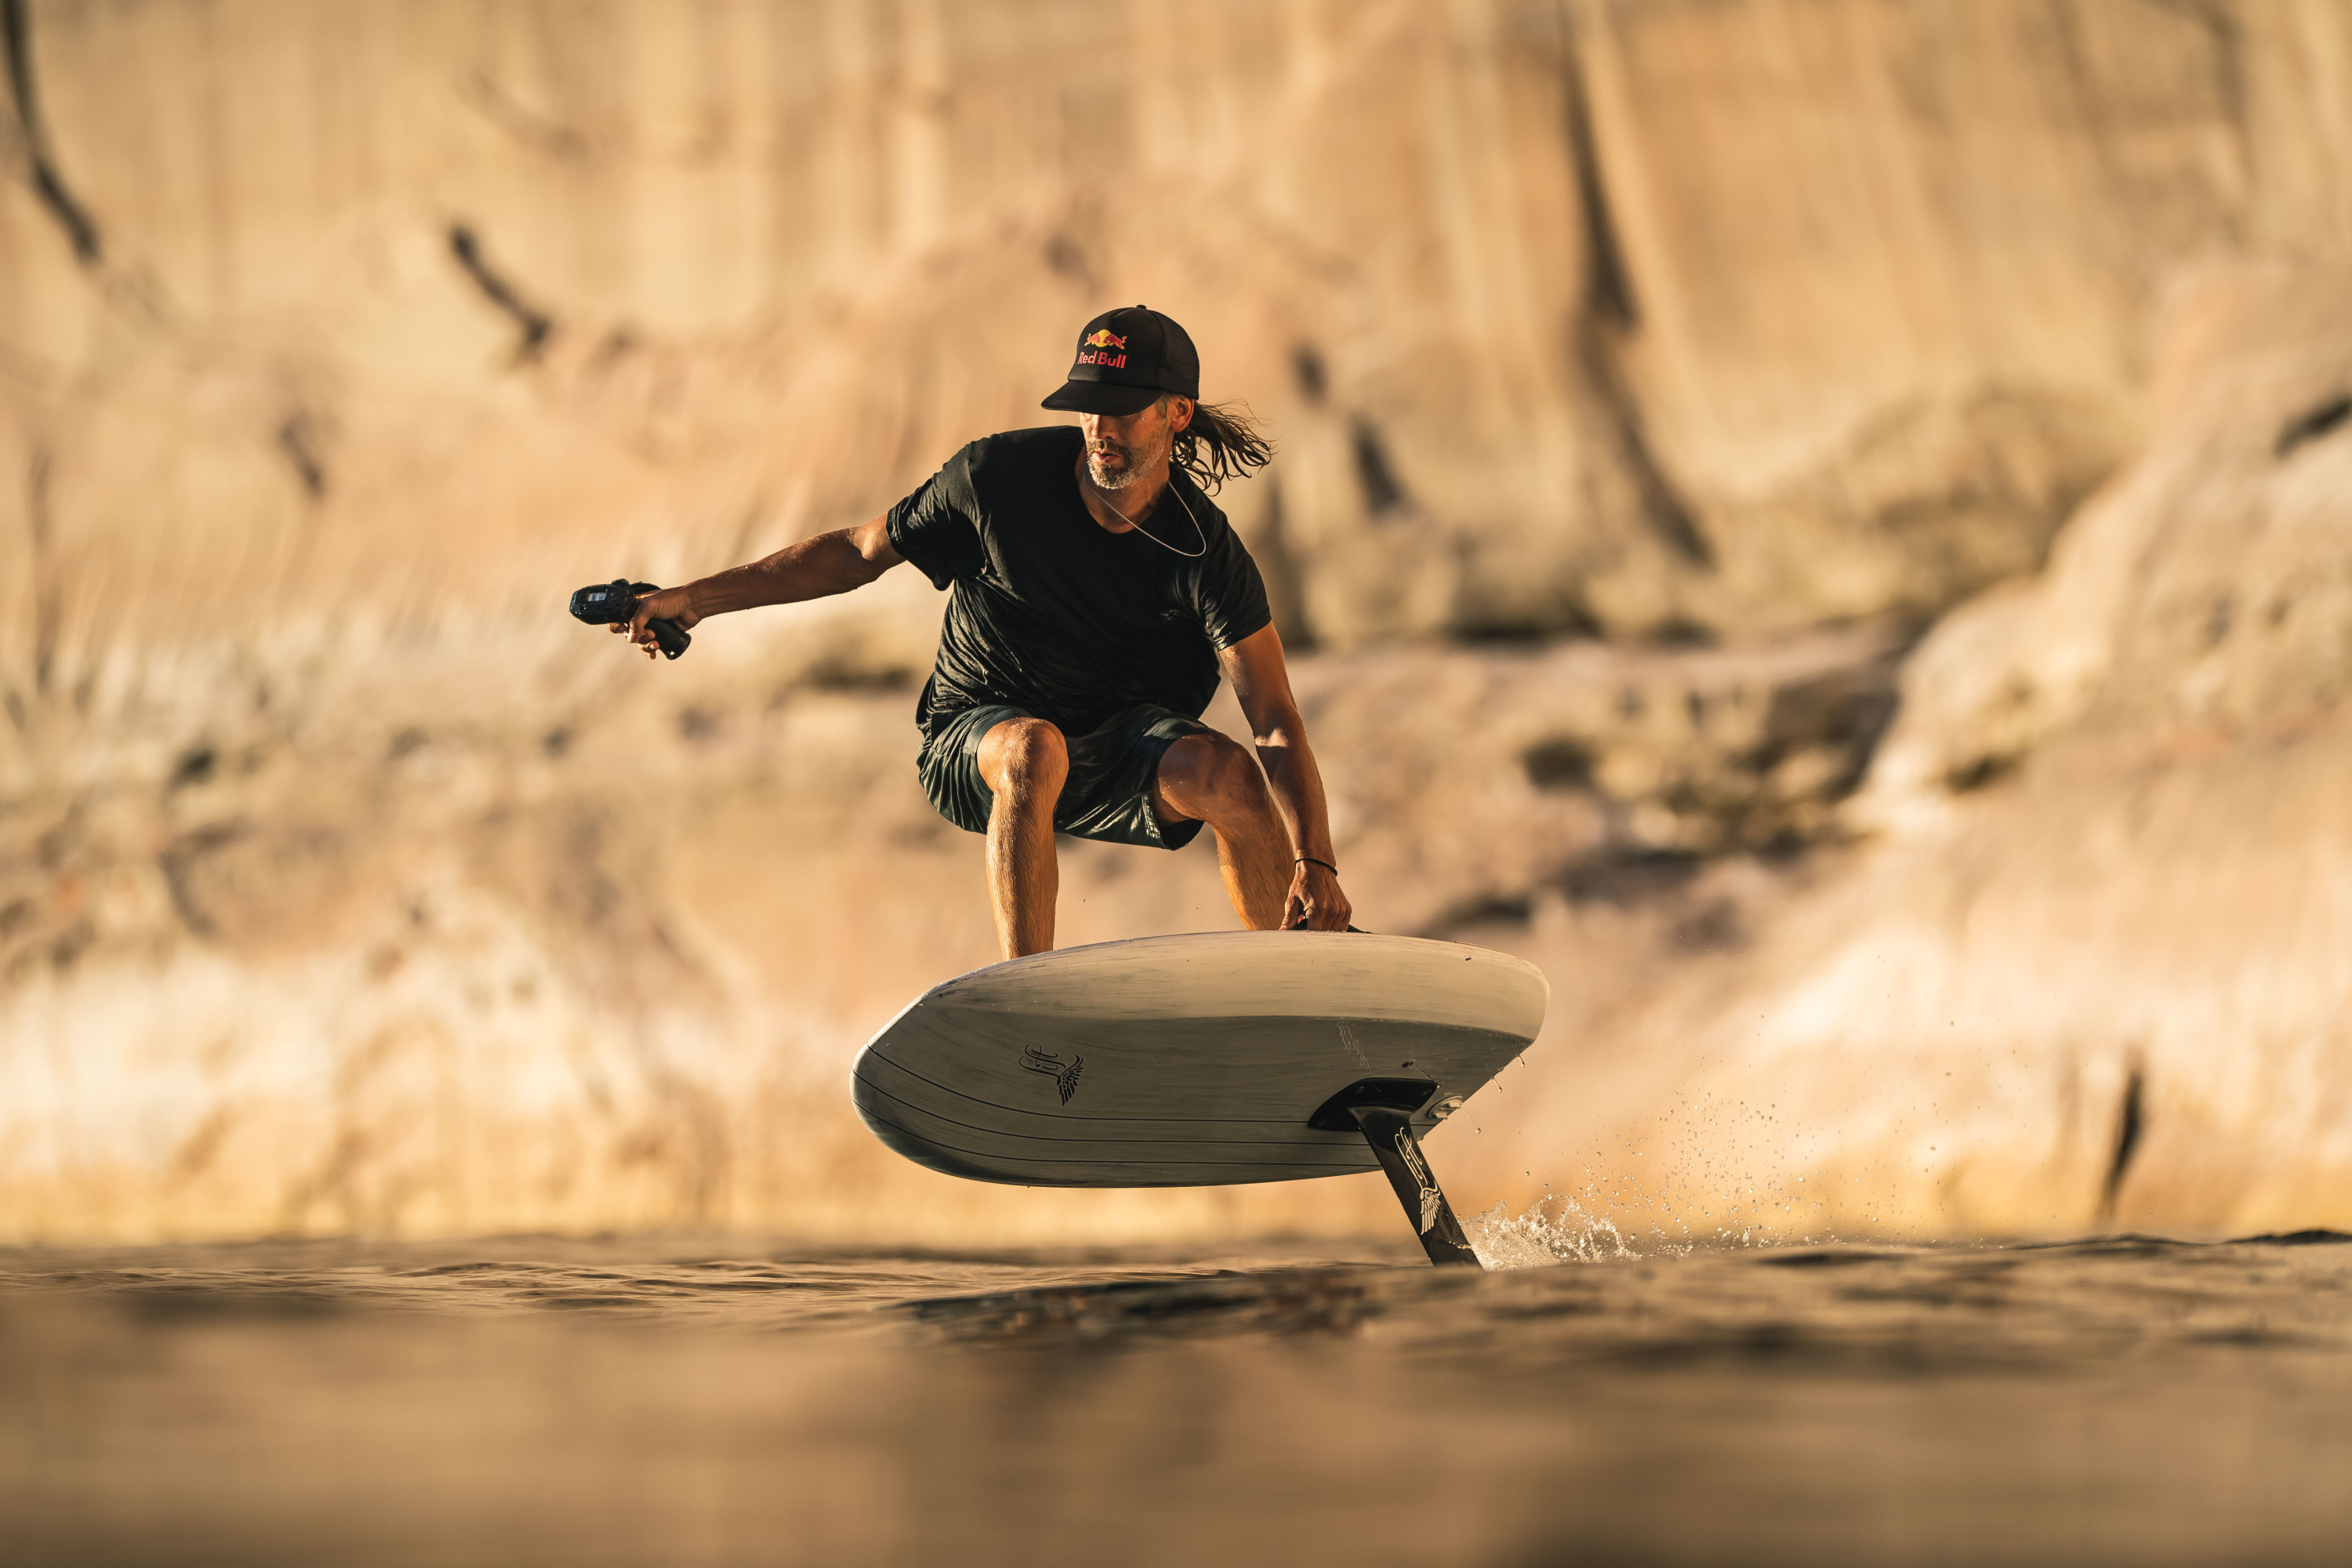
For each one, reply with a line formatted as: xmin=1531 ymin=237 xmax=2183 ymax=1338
xmin=2 ymin=0 xmax=2349 ymax=1242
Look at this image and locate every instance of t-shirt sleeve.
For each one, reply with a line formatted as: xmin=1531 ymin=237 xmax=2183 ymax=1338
xmin=884 ymin=445 xmax=986 ymax=591
xmin=1195 ymin=520 xmax=1274 ymax=651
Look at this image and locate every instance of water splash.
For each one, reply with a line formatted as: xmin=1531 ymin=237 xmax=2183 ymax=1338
xmin=1465 ymin=1192 xmax=1638 ymax=1267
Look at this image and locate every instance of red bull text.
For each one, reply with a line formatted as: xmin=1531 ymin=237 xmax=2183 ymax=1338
xmin=1077 ymin=328 xmax=1128 ymax=368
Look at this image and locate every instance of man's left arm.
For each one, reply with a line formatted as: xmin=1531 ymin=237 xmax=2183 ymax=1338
xmin=1220 ymin=624 xmax=1353 ymax=931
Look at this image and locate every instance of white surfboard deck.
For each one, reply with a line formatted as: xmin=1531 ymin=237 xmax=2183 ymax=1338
xmin=851 ymin=931 xmax=1548 ymax=1187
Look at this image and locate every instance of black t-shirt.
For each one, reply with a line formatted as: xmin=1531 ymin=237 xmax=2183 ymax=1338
xmin=887 ymin=426 xmax=1272 ymax=736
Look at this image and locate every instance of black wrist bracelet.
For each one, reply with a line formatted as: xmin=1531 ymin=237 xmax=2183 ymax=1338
xmin=1296 ymin=855 xmax=1339 ymax=877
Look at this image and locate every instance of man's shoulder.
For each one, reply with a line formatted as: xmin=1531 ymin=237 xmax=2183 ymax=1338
xmin=1167 ymin=470 xmax=1242 ymax=554
xmin=960 ymin=426 xmax=1081 ymax=486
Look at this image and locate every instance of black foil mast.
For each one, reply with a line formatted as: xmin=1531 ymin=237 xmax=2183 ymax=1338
xmin=1310 ymin=1079 xmax=1483 ymax=1268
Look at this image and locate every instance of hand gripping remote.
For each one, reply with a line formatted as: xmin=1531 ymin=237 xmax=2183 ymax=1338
xmin=568 ymin=579 xmax=691 ymax=659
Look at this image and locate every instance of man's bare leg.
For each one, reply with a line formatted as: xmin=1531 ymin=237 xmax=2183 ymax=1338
xmin=1152 ymin=732 xmax=1290 ymax=929
xmin=977 ymin=718 xmax=1069 ymax=960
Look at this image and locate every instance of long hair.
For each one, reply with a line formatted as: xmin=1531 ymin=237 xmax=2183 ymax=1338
xmin=1167 ymin=397 xmax=1274 ymax=494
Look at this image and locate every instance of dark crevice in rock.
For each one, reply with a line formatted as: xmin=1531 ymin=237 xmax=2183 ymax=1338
xmin=1291 ymin=343 xmax=1328 ymax=405
xmin=2098 ymin=1062 xmax=2146 ymax=1223
xmin=1418 ymin=893 xmax=1535 ymax=936
xmin=1762 ymin=657 xmax=1904 ymax=760
xmin=276 ymin=412 xmax=328 ymax=499
xmin=45 ymin=914 xmax=93 ymax=970
xmin=159 ymin=822 xmax=247 ymax=938
xmin=168 ymin=745 xmax=217 ymax=791
xmin=2 ymin=0 xmax=102 ymax=267
xmin=1944 ymin=752 xmax=2021 ymax=794
xmin=1042 ymin=231 xmax=1094 ymax=290
xmin=1560 ymin=24 xmax=1712 ymax=572
xmin=764 ymin=651 xmax=920 ymax=706
xmin=448 ymin=223 xmax=555 ymax=363
xmin=1564 ymin=46 xmax=1635 ymax=331
xmin=2274 ymin=392 xmax=2350 ymax=458
xmin=1559 ymin=848 xmax=1704 ymax=906
xmin=1523 ymin=737 xmax=1596 ymax=791
xmin=1645 ymin=618 xmax=1718 ymax=648
xmin=586 ymin=327 xmax=639 ymax=370
xmin=797 ymin=659 xmax=918 ymax=695
xmin=1456 ymin=605 xmax=1602 ymax=644
xmin=1419 ymin=844 xmax=1772 ymax=944
xmin=27 ymin=443 xmax=55 ymax=698
xmin=1349 ymin=415 xmax=1409 ymax=517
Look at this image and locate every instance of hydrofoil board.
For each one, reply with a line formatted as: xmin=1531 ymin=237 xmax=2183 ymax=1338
xmin=851 ymin=931 xmax=1548 ymax=1265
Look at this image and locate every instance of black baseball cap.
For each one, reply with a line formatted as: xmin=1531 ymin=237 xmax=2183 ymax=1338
xmin=1040 ymin=305 xmax=1200 ymax=416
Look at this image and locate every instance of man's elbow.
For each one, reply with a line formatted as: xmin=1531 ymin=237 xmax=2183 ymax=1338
xmin=1251 ymin=713 xmax=1310 ymax=753
xmin=848 ymin=515 xmax=902 ymax=575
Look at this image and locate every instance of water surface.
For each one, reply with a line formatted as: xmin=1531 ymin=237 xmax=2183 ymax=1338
xmin=5 ymin=1232 xmax=2349 ymax=1565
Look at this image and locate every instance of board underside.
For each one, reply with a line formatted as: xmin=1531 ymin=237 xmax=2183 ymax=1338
xmin=851 ymin=932 xmax=1546 ymax=1187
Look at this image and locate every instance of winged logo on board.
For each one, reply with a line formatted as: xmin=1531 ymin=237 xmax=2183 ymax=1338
xmin=1396 ymin=1129 xmax=1442 ymax=1234
xmin=1021 ymin=1046 xmax=1085 ymax=1105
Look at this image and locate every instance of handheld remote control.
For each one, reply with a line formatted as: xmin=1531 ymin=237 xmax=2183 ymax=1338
xmin=568 ymin=579 xmax=690 ymax=659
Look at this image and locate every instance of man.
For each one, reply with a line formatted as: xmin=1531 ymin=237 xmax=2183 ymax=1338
xmin=616 ymin=306 xmax=1352 ymax=959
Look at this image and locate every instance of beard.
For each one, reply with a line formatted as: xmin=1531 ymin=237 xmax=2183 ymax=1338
xmin=1086 ymin=420 xmax=1172 ymax=492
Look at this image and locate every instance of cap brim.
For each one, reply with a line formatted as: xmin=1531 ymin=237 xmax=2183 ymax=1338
xmin=1040 ymin=379 xmax=1163 ymax=416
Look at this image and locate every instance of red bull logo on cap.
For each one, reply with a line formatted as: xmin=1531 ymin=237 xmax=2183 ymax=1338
xmin=1077 ymin=326 xmax=1129 ymax=368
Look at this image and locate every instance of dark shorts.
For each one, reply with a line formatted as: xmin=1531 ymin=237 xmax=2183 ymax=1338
xmin=917 ymin=702 xmax=1213 ymax=851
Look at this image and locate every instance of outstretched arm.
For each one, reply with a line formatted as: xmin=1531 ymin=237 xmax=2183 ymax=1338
xmin=615 ymin=514 xmax=903 ymax=659
xmin=1220 ymin=622 xmax=1353 ymax=931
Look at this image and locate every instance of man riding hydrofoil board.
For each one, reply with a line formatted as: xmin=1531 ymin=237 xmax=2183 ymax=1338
xmin=613 ymin=307 xmax=1352 ymax=958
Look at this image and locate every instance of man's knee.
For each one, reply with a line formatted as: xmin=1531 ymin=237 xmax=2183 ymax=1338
xmin=1163 ymin=731 xmax=1265 ymax=812
xmin=980 ymin=717 xmax=1069 ymax=801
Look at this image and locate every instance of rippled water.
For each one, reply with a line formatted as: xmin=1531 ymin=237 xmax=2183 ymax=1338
xmin=5 ymin=1230 xmax=2350 ymax=1566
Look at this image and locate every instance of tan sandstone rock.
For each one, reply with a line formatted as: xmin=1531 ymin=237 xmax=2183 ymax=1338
xmin=1500 ymin=265 xmax=2352 ymax=1244
xmin=5 ymin=2 xmax=2352 ymax=1243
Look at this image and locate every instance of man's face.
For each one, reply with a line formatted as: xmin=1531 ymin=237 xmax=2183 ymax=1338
xmin=1080 ymin=396 xmax=1193 ymax=492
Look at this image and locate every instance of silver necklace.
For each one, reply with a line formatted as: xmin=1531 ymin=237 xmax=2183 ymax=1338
xmin=1088 ymin=470 xmax=1207 ymax=558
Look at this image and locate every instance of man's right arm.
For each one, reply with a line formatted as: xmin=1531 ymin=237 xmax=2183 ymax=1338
xmin=619 ymin=514 xmax=902 ymax=657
